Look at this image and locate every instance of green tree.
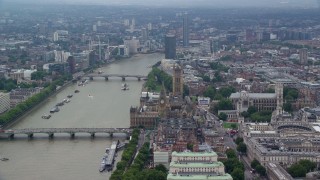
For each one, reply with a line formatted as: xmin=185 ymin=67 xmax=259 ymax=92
xmin=288 ymin=164 xmax=307 ymax=178
xmin=155 ymin=164 xmax=168 ymax=174
xmin=247 ymin=106 xmax=257 ymax=115
xmin=218 ymin=112 xmax=228 ymax=121
xmin=231 ymin=168 xmax=244 ymax=180
xmin=203 ymin=86 xmax=216 ymax=100
xmin=235 ymin=137 xmax=244 ymax=145
xmin=202 ymin=75 xmax=211 ymax=82
xmin=241 ymin=111 xmax=249 ymax=118
xmin=187 ymin=143 xmax=194 ymax=151
xmin=218 ymin=86 xmax=236 ymax=98
xmin=215 ymin=99 xmax=233 ymax=111
xmin=230 ymin=123 xmax=237 ymax=129
xmin=144 ymin=169 xmax=167 ymax=180
xmin=237 ymin=142 xmax=247 ymax=154
xmin=116 ymin=160 xmax=127 ymax=171
xmin=251 ymin=159 xmax=260 ymax=169
xmin=255 ymin=165 xmax=266 ymax=176
xmin=283 ymin=102 xmax=293 ymax=112
xmin=298 ymin=159 xmax=316 ymax=172
xmin=226 ymin=149 xmax=237 ymax=159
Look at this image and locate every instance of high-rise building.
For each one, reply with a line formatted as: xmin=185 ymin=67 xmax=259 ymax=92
xmin=183 ymin=13 xmax=189 ymax=47
xmin=299 ymin=48 xmax=308 ymax=65
xmin=165 ymin=34 xmax=176 ymax=59
xmin=53 ymin=30 xmax=69 ymax=42
xmin=141 ymin=28 xmax=148 ymax=42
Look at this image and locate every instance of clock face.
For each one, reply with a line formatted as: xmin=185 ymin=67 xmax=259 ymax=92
xmin=160 ymin=99 xmax=164 ymax=104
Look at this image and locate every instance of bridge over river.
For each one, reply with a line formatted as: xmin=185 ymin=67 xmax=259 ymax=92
xmin=82 ymin=73 xmax=147 ymax=81
xmin=0 ymin=128 xmax=132 ymax=139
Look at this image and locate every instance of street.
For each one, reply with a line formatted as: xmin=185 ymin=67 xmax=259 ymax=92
xmin=206 ymin=111 xmax=256 ymax=180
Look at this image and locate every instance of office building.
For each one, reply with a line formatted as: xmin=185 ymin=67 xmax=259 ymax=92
xmin=299 ymin=48 xmax=308 ymax=65
xmin=183 ymin=13 xmax=189 ymax=47
xmin=53 ymin=30 xmax=69 ymax=42
xmin=165 ymin=34 xmax=176 ymax=59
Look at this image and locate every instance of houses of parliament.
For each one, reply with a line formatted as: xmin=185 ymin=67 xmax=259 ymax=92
xmin=130 ymin=64 xmax=194 ymax=129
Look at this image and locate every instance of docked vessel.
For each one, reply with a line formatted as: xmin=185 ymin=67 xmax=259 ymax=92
xmin=50 ymin=106 xmax=60 ymax=113
xmin=99 ymin=157 xmax=106 ymax=172
xmin=56 ymin=101 xmax=64 ymax=106
xmin=0 ymin=157 xmax=9 ymax=161
xmin=64 ymin=99 xmax=71 ymax=103
xmin=42 ymin=114 xmax=51 ymax=119
xmin=105 ymin=141 xmax=120 ymax=171
xmin=121 ymin=83 xmax=129 ymax=90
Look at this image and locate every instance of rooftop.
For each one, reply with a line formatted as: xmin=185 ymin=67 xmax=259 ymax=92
xmin=170 ymin=161 xmax=224 ymax=168
xmin=230 ymin=92 xmax=276 ymax=99
xmin=172 ymin=151 xmax=217 ymax=157
xmin=167 ymin=173 xmax=233 ymax=180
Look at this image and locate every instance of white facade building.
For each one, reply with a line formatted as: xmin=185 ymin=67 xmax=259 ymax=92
xmin=53 ymin=30 xmax=69 ymax=42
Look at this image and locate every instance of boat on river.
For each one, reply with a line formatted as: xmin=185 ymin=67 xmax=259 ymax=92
xmin=0 ymin=158 xmax=9 ymax=161
xmin=56 ymin=101 xmax=64 ymax=106
xmin=74 ymin=90 xmax=80 ymax=93
xmin=64 ymin=99 xmax=71 ymax=103
xmin=67 ymin=94 xmax=73 ymax=98
xmin=121 ymin=83 xmax=129 ymax=90
xmin=99 ymin=157 xmax=107 ymax=172
xmin=42 ymin=114 xmax=51 ymax=119
xmin=50 ymin=106 xmax=60 ymax=113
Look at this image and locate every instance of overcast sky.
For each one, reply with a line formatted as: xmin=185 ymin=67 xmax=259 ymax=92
xmin=2 ymin=0 xmax=319 ymax=8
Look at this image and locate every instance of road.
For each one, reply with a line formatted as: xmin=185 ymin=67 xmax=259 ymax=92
xmin=205 ymin=110 xmax=256 ymax=180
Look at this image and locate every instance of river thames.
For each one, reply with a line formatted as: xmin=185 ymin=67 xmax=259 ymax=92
xmin=0 ymin=53 xmax=163 ymax=180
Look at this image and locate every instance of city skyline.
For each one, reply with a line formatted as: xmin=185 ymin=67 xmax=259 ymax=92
xmin=1 ymin=0 xmax=319 ymax=8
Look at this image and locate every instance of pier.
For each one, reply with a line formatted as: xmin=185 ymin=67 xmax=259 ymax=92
xmin=0 ymin=128 xmax=132 ymax=139
xmin=105 ymin=141 xmax=119 ymax=171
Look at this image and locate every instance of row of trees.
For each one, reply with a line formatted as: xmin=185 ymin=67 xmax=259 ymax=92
xmin=144 ymin=67 xmax=189 ymax=97
xmin=250 ymin=159 xmax=266 ymax=177
xmin=287 ymin=159 xmax=316 ymax=178
xmin=145 ymin=67 xmax=172 ymax=92
xmin=241 ymin=106 xmax=272 ymax=122
xmin=222 ymin=149 xmax=245 ymax=180
xmin=283 ymin=87 xmax=299 ymax=112
xmin=122 ymin=142 xmax=167 ymax=180
xmin=204 ymin=86 xmax=236 ymax=101
xmin=111 ymin=140 xmax=167 ymax=180
xmin=203 ymin=86 xmax=235 ymax=114
xmin=110 ymin=129 xmax=140 ymax=180
xmin=0 ymin=75 xmax=71 ymax=126
xmin=235 ymin=137 xmax=247 ymax=154
xmin=0 ymin=78 xmax=18 ymax=92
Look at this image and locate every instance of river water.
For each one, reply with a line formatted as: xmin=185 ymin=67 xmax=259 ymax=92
xmin=0 ymin=53 xmax=163 ymax=180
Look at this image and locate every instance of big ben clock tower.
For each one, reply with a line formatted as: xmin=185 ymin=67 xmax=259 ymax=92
xmin=159 ymin=84 xmax=167 ymax=118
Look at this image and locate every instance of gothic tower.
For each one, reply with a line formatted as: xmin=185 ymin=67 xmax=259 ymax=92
xmin=159 ymin=84 xmax=167 ymax=118
xmin=173 ymin=64 xmax=183 ymax=97
xmin=275 ymin=83 xmax=283 ymax=115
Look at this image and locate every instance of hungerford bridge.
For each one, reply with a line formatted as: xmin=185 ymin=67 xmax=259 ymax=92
xmin=82 ymin=73 xmax=147 ymax=81
xmin=0 ymin=128 xmax=132 ymax=139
